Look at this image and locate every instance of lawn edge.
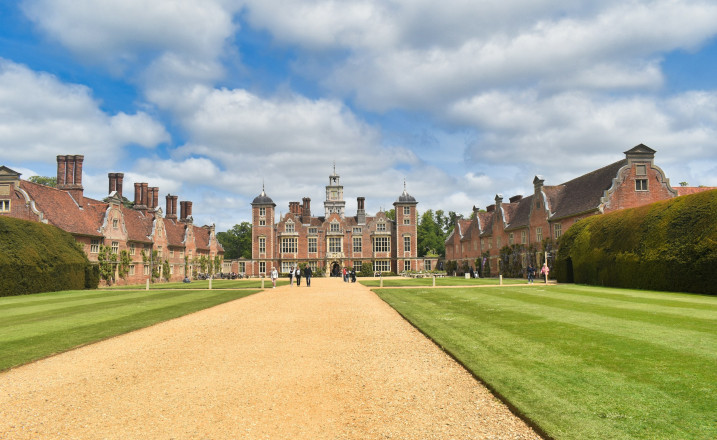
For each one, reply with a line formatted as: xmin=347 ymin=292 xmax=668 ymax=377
xmin=371 ymin=286 xmax=554 ymax=440
xmin=0 ymin=288 xmax=262 ymax=373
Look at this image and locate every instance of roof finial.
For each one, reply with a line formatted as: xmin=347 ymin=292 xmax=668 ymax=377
xmin=333 ymin=160 xmax=336 ymax=175
xmin=261 ymin=179 xmax=266 ymax=196
xmin=403 ymin=178 xmax=407 ymax=192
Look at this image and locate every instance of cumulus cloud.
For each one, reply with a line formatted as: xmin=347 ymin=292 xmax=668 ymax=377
xmin=0 ymin=59 xmax=169 ymax=167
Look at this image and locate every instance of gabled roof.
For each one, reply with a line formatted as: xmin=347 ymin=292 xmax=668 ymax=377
xmin=164 ymin=219 xmax=187 ymax=247
xmin=549 ymin=159 xmax=627 ymax=220
xmin=505 ymin=194 xmax=534 ymax=230
xmin=19 ymin=181 xmax=104 ymax=237
xmin=122 ymin=207 xmax=153 ymax=243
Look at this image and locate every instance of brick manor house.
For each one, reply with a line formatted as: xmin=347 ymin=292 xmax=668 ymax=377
xmin=0 ymin=155 xmax=224 ymax=285
xmin=445 ymin=144 xmax=715 ymax=275
xmin=231 ymin=168 xmax=431 ymax=277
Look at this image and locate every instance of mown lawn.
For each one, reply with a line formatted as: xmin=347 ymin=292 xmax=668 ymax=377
xmin=374 ymin=284 xmax=717 ymax=440
xmin=0 ymin=288 xmax=259 ymax=372
xmin=107 ymin=278 xmax=289 ymax=290
xmin=359 ymin=276 xmax=528 ymax=287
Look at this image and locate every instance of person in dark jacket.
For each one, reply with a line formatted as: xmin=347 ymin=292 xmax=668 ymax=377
xmin=304 ymin=265 xmax=312 ymax=287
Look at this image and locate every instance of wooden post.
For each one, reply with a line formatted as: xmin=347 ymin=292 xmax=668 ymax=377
xmin=209 ymin=278 xmax=212 ymax=290
xmin=433 ymin=275 xmax=436 ymax=288
xmin=146 ymin=278 xmax=149 ymax=291
xmin=499 ymin=275 xmax=503 ymax=286
xmin=261 ymin=278 xmax=265 ymax=289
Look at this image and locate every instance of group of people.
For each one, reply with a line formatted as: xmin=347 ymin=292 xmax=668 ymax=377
xmin=527 ymin=263 xmax=550 ymax=284
xmin=342 ymin=267 xmax=356 ymax=283
xmin=269 ymin=265 xmax=312 ymax=288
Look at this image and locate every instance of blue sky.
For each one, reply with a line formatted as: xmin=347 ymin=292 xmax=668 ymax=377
xmin=2 ymin=0 xmax=717 ymax=231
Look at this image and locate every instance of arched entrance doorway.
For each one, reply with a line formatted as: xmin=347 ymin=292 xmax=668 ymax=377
xmin=331 ymin=262 xmax=341 ymax=277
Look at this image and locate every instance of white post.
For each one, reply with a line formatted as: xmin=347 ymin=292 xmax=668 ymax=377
xmin=499 ymin=275 xmax=503 ymax=286
xmin=261 ymin=278 xmax=265 ymax=289
xmin=380 ymin=273 xmax=383 ymax=288
xmin=433 ymin=275 xmax=436 ymax=288
xmin=209 ymin=278 xmax=212 ymax=290
xmin=146 ymin=278 xmax=149 ymax=291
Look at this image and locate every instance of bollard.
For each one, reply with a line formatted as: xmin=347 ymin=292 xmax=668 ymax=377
xmin=146 ymin=278 xmax=149 ymax=291
xmin=499 ymin=275 xmax=503 ymax=286
xmin=209 ymin=278 xmax=212 ymax=290
xmin=433 ymin=275 xmax=436 ymax=287
xmin=261 ymin=278 xmax=265 ymax=289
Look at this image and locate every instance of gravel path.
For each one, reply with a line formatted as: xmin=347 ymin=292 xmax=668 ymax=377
xmin=0 ymin=278 xmax=541 ymax=439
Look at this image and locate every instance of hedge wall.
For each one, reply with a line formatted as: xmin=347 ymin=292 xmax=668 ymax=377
xmin=0 ymin=216 xmax=98 ymax=296
xmin=554 ymin=189 xmax=717 ymax=294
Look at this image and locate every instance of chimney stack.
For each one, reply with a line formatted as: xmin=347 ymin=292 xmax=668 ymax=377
xmin=56 ymin=155 xmax=84 ymax=206
xmin=357 ymin=197 xmax=366 ymax=224
xmin=166 ymin=195 xmax=178 ymax=220
xmin=180 ymin=201 xmax=193 ymax=222
xmin=108 ymin=173 xmax=124 ymax=199
xmin=301 ymin=197 xmax=311 ymax=221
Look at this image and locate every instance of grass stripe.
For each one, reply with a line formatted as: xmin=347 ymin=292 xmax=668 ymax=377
xmin=375 ymin=286 xmax=717 ymax=440
xmin=0 ymin=289 xmax=258 ymax=372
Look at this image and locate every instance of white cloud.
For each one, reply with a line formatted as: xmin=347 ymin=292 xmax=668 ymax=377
xmin=0 ymin=59 xmax=169 ymax=168
xmin=22 ymin=0 xmax=238 ymax=68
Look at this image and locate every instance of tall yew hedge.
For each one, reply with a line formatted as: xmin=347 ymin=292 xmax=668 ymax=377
xmin=0 ymin=216 xmax=98 ymax=296
xmin=554 ymin=189 xmax=717 ymax=294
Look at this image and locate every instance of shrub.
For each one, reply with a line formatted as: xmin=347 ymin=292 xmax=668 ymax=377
xmin=555 ymin=189 xmax=717 ymax=294
xmin=0 ymin=216 xmax=95 ymax=296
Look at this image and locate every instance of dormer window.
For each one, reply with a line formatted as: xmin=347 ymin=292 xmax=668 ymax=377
xmin=635 ymin=179 xmax=648 ymax=191
xmin=330 ymin=221 xmax=340 ymax=232
xmin=285 ymin=221 xmax=295 ymax=233
xmin=377 ymin=221 xmax=386 ymax=232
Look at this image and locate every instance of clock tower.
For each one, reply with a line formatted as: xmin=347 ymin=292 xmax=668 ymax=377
xmin=324 ymin=164 xmax=345 ymax=217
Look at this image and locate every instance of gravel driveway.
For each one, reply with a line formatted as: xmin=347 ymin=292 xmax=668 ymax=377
xmin=0 ymin=277 xmax=541 ymax=439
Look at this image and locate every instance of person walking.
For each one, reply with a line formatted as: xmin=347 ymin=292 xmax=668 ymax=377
xmin=527 ymin=264 xmax=535 ymax=284
xmin=304 ymin=265 xmax=312 ymax=287
xmin=540 ymin=263 xmax=550 ymax=284
xmin=270 ymin=266 xmax=278 ymax=288
xmin=295 ymin=266 xmax=301 ymax=286
xmin=351 ymin=267 xmax=356 ymax=283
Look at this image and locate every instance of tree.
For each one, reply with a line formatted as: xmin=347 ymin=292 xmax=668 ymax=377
xmin=417 ymin=210 xmax=446 ymax=257
xmin=384 ymin=208 xmax=395 ymax=221
xmin=28 ymin=176 xmax=57 ymax=187
xmin=117 ymin=250 xmax=131 ymax=280
xmin=97 ymin=244 xmax=117 ymax=284
xmin=217 ymin=222 xmax=252 ymax=259
xmin=679 ymin=181 xmax=689 ymax=187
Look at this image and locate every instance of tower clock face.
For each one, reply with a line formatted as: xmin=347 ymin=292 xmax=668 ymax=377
xmin=330 ymin=190 xmax=338 ymax=199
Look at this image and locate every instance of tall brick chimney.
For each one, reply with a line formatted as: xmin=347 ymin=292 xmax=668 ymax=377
xmin=57 ymin=155 xmax=84 ymax=206
xmin=151 ymin=187 xmax=159 ymax=210
xmin=180 ymin=201 xmax=193 ymax=222
xmin=108 ymin=173 xmax=124 ymax=199
xmin=301 ymin=197 xmax=311 ymax=222
xmin=166 ymin=195 xmax=178 ymax=220
xmin=141 ymin=183 xmax=149 ymax=210
xmin=357 ymin=197 xmax=366 ymax=224
xmin=134 ymin=183 xmax=149 ymax=210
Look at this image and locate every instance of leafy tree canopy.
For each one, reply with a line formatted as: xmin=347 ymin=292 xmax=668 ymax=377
xmin=28 ymin=176 xmax=57 ymax=187
xmin=217 ymin=222 xmax=252 ymax=259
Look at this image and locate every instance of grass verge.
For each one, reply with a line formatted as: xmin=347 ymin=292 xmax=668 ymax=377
xmin=359 ymin=276 xmax=528 ymax=287
xmin=0 ymin=288 xmax=259 ymax=372
xmin=374 ymin=284 xmax=717 ymax=440
xmin=106 ymin=278 xmax=289 ymax=290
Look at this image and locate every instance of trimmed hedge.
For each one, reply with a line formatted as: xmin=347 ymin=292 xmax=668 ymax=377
xmin=0 ymin=216 xmax=98 ymax=296
xmin=554 ymin=189 xmax=717 ymax=294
